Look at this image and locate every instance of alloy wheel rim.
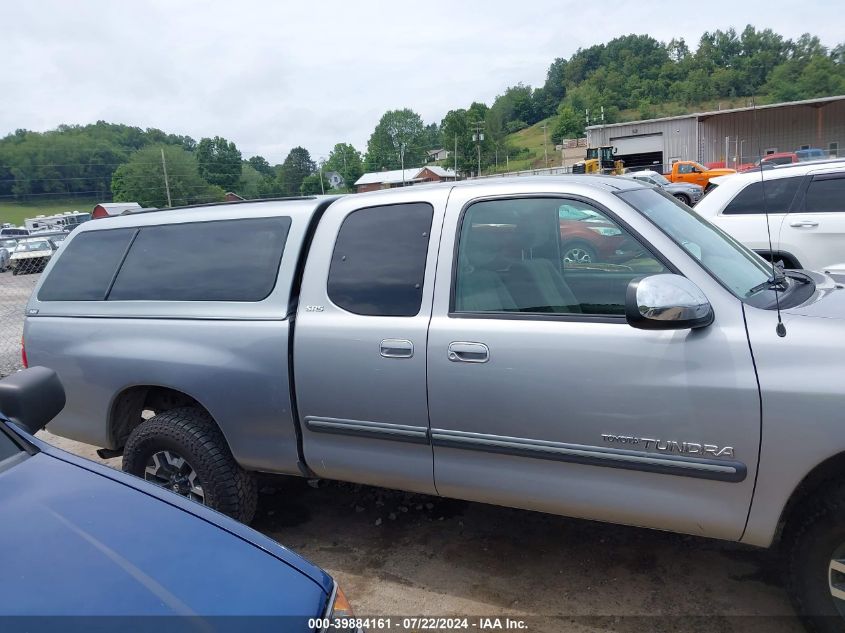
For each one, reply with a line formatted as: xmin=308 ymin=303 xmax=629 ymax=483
xmin=144 ymin=450 xmax=205 ymax=504
xmin=564 ymin=248 xmax=593 ymax=264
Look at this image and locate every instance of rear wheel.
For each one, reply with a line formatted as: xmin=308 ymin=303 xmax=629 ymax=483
xmin=122 ymin=407 xmax=257 ymax=523
xmin=786 ymin=485 xmax=845 ymax=632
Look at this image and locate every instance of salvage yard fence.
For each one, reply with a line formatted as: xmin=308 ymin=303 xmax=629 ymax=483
xmin=0 ymin=262 xmax=43 ymax=377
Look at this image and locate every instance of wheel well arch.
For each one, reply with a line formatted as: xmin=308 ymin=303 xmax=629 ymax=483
xmin=108 ymin=384 xmax=214 ymax=449
xmin=776 ymin=451 xmax=845 ymax=543
xmin=753 ymin=249 xmax=802 ymax=269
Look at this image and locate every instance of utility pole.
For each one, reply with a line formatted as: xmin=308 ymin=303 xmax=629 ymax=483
xmin=160 ymin=148 xmax=172 ymax=208
xmin=454 ymin=134 xmax=458 ymax=179
xmin=471 ymin=121 xmax=484 ymax=178
xmin=541 ymin=122 xmax=549 ymax=167
xmin=318 ymin=161 xmax=325 ymax=195
xmin=400 ymin=142 xmax=405 ymax=186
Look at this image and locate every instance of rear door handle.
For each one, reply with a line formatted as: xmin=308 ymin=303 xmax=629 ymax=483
xmin=789 ymin=220 xmax=819 ymax=228
xmin=380 ymin=339 xmax=414 ymax=359
xmin=448 ymin=342 xmax=489 ymax=363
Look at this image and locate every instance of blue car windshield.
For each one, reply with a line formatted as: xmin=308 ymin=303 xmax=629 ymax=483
xmin=619 ymin=188 xmax=772 ymax=299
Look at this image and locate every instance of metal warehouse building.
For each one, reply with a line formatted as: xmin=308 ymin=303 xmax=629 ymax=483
xmin=586 ymin=95 xmax=845 ymax=170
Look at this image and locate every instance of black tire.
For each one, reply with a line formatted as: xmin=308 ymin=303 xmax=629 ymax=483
xmin=12 ymin=267 xmax=18 ymax=275
xmin=122 ymin=407 xmax=257 ymax=524
xmin=785 ymin=485 xmax=845 ymax=632
xmin=673 ymin=193 xmax=691 ymax=206
xmin=562 ymin=241 xmax=598 ymax=265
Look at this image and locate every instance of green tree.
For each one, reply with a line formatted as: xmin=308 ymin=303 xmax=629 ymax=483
xmin=111 ymin=145 xmax=223 ymax=207
xmin=364 ymin=109 xmax=427 ymax=171
xmin=276 ymin=146 xmax=315 ymax=196
xmin=324 ymin=143 xmax=363 ymax=189
xmin=300 ymin=171 xmax=330 ymax=195
xmin=238 ymin=164 xmax=265 ymax=199
xmin=196 ymin=136 xmax=242 ymax=190
xmin=551 ymin=106 xmax=584 ymax=143
xmin=246 ymin=155 xmax=275 ymax=178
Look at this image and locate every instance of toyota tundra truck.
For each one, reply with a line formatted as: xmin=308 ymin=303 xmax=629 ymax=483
xmin=22 ymin=177 xmax=845 ymax=629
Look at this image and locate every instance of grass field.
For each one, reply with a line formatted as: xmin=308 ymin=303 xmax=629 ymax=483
xmin=0 ymin=198 xmax=99 ymax=227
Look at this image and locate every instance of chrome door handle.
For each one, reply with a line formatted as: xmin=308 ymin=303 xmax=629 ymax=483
xmin=789 ymin=220 xmax=819 ymax=228
xmin=380 ymin=339 xmax=414 ymax=359
xmin=448 ymin=342 xmax=489 ymax=363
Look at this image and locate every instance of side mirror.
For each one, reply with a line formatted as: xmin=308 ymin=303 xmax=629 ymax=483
xmin=0 ymin=367 xmax=65 ymax=435
xmin=625 ymin=274 xmax=714 ymax=330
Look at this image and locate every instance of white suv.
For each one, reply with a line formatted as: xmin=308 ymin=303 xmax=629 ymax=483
xmin=695 ymin=159 xmax=845 ymax=274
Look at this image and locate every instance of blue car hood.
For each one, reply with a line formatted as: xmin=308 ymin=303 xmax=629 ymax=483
xmin=0 ymin=446 xmax=331 ymax=617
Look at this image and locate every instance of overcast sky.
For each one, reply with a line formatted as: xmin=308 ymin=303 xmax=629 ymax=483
xmin=2 ymin=1 xmax=842 ymax=163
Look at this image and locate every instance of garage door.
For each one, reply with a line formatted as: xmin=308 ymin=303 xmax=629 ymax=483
xmin=610 ymin=133 xmax=663 ymax=155
xmin=610 ymin=133 xmax=663 ymax=170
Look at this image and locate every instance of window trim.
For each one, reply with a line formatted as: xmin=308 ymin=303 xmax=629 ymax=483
xmin=448 ymin=193 xmax=679 ymax=322
xmin=326 ymin=201 xmax=435 ymax=318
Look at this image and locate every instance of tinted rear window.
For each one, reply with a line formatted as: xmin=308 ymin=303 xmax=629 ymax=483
xmin=803 ymin=175 xmax=845 ymax=213
xmin=722 ymin=176 xmax=802 ymax=215
xmin=38 ymin=229 xmax=135 ymax=301
xmin=109 ymin=217 xmax=290 ymax=302
xmin=327 ymin=203 xmax=433 ymax=316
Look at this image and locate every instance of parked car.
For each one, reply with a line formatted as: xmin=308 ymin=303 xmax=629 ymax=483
xmin=22 ymin=177 xmax=845 ymax=627
xmin=663 ymin=160 xmax=735 ymax=190
xmin=10 ymin=237 xmax=58 ymax=275
xmin=557 ymin=203 xmax=645 ymax=265
xmin=623 ymin=169 xmax=704 ymax=206
xmin=738 ymin=152 xmax=800 ymax=173
xmin=796 ymin=148 xmax=828 ymax=162
xmin=0 ymin=227 xmax=29 ymax=238
xmin=695 ymin=159 xmax=845 ymax=273
xmin=0 ymin=367 xmax=358 ymax=627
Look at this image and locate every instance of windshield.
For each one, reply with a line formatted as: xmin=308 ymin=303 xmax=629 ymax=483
xmin=0 ymin=239 xmax=17 ymax=249
xmin=15 ymin=240 xmax=52 ymax=252
xmin=618 ymin=188 xmax=773 ymax=299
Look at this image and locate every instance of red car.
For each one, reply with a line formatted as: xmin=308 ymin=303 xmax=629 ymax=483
xmin=737 ymin=152 xmax=799 ymax=172
xmin=558 ymin=205 xmax=642 ymax=264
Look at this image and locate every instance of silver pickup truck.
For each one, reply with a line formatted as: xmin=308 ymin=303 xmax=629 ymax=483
xmin=22 ymin=176 xmax=845 ymax=626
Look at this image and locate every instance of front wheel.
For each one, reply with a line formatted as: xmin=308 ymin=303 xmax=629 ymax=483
xmin=673 ymin=193 xmax=691 ymax=206
xmin=786 ymin=487 xmax=845 ymax=632
xmin=122 ymin=407 xmax=257 ymax=524
xmin=562 ymin=242 xmax=598 ymax=265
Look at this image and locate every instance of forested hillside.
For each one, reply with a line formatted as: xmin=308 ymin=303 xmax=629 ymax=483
xmin=1 ymin=26 xmax=842 ymax=206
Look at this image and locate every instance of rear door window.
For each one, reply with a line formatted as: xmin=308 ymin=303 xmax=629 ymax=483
xmin=37 ymin=229 xmax=136 ymax=301
xmin=109 ymin=217 xmax=290 ymax=302
xmin=327 ymin=203 xmax=433 ymax=316
xmin=802 ymin=175 xmax=845 ymax=213
xmin=722 ymin=177 xmax=802 ymax=215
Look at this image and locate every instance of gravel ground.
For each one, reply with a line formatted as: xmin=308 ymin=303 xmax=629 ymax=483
xmin=41 ymin=430 xmax=804 ymax=633
xmin=0 ymin=269 xmax=38 ymax=376
xmin=8 ymin=271 xmax=803 ymax=631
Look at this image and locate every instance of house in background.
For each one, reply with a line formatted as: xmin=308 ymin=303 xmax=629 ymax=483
xmin=91 ymin=202 xmax=142 ymax=219
xmin=427 ymin=148 xmax=449 ymax=162
xmin=325 ymin=171 xmax=345 ymax=190
xmin=225 ymin=192 xmax=245 ymax=202
xmin=415 ymin=166 xmax=457 ymax=184
xmin=353 ymin=167 xmax=457 ymax=193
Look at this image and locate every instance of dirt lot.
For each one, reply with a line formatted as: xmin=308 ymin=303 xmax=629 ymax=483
xmin=40 ymin=431 xmax=803 ymax=633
